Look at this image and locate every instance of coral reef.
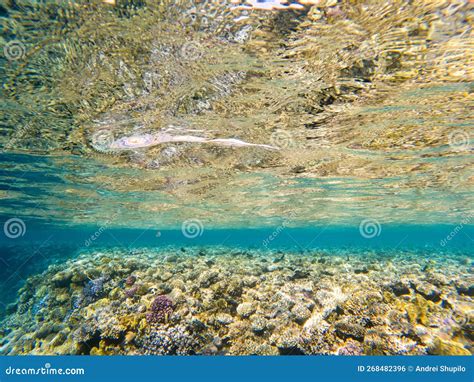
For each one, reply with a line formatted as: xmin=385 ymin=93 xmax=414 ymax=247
xmin=146 ymin=296 xmax=174 ymax=324
xmin=81 ymin=276 xmax=108 ymax=306
xmin=0 ymin=247 xmax=471 ymax=356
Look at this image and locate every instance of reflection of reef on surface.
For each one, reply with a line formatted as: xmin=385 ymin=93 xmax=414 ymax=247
xmin=1 ymin=1 xmax=472 ymax=227
xmin=1 ymin=247 xmax=472 ymax=355
xmin=2 ymin=1 xmax=472 ymax=164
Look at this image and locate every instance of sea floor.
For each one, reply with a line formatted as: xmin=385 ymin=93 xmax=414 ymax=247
xmin=1 ymin=246 xmax=472 ymax=356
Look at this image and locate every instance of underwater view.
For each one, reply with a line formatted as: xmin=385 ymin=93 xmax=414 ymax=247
xmin=0 ymin=0 xmax=473 ymax=357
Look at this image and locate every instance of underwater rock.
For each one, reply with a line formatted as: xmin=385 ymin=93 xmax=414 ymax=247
xmin=455 ymin=280 xmax=474 ymax=297
xmin=81 ymin=276 xmax=108 ymax=306
xmin=125 ymin=275 xmax=137 ymax=287
xmin=237 ymin=302 xmax=256 ymax=318
xmin=389 ymin=280 xmax=411 ymax=296
xmin=216 ymin=314 xmax=234 ymax=326
xmin=270 ymin=329 xmax=305 ymax=355
xmin=415 ymin=283 xmax=441 ymax=302
xmin=429 ymin=338 xmax=471 ymax=356
xmin=291 ymin=303 xmax=311 ymax=324
xmin=138 ymin=326 xmax=199 ymax=355
xmin=337 ymin=339 xmax=364 ymax=355
xmin=124 ymin=286 xmax=138 ymax=299
xmin=52 ymin=271 xmax=73 ymax=288
xmin=251 ymin=316 xmax=268 ymax=334
xmin=334 ymin=317 xmax=366 ymax=341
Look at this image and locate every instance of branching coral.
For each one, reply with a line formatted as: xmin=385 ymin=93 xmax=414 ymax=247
xmin=146 ymin=295 xmax=174 ymax=324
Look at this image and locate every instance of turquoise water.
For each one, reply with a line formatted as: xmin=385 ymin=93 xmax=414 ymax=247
xmin=1 ymin=224 xmax=473 ymax=250
xmin=1 ymin=151 xmax=472 ymax=228
xmin=1 ymin=223 xmax=472 ymax=318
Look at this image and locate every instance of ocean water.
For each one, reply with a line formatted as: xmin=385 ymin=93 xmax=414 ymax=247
xmin=0 ymin=0 xmax=473 ymax=356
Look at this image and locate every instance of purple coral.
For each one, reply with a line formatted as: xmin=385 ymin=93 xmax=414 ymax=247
xmin=125 ymin=285 xmax=138 ymax=299
xmin=337 ymin=340 xmax=364 ymax=355
xmin=146 ymin=295 xmax=174 ymax=324
xmin=81 ymin=276 xmax=107 ymax=305
xmin=125 ymin=275 xmax=137 ymax=287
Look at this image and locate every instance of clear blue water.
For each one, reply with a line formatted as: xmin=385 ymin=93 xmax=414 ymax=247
xmin=1 ymin=223 xmax=472 ymax=316
xmin=1 ymin=224 xmax=473 ymax=250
